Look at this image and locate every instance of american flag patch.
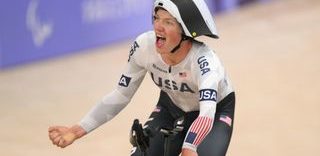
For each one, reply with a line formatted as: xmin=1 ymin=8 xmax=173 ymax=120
xmin=185 ymin=116 xmax=213 ymax=146
xmin=185 ymin=132 xmax=197 ymax=143
xmin=219 ymin=115 xmax=232 ymax=127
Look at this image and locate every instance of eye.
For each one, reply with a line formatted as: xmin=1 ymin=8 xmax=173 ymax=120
xmin=153 ymin=15 xmax=159 ymax=22
xmin=164 ymin=20 xmax=174 ymax=26
xmin=167 ymin=21 xmax=173 ymax=25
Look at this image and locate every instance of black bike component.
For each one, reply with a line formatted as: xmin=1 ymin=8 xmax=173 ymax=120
xmin=160 ymin=116 xmax=185 ymax=156
xmin=130 ymin=119 xmax=149 ymax=155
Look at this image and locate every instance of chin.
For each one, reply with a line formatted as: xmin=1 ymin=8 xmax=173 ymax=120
xmin=156 ymin=47 xmax=164 ymax=54
xmin=157 ymin=49 xmax=170 ymax=55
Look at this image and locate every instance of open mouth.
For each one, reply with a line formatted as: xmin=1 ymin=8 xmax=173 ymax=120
xmin=156 ymin=35 xmax=166 ymax=48
xmin=156 ymin=35 xmax=166 ymax=41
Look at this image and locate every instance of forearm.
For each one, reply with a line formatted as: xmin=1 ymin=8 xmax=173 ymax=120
xmin=182 ymin=116 xmax=214 ymax=152
xmin=79 ymin=89 xmax=130 ymax=132
xmin=183 ymin=103 xmax=216 ymax=152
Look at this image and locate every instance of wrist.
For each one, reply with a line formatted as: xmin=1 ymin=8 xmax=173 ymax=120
xmin=70 ymin=125 xmax=87 ymax=139
xmin=181 ymin=148 xmax=198 ymax=156
xmin=182 ymin=143 xmax=197 ymax=153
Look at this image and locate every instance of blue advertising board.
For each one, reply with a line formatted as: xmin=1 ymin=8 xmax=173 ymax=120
xmin=0 ymin=0 xmax=269 ymax=69
xmin=0 ymin=0 xmax=153 ymax=68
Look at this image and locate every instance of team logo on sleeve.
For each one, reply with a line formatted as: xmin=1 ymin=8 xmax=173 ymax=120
xmin=197 ymin=56 xmax=211 ymax=75
xmin=199 ymin=89 xmax=217 ymax=102
xmin=128 ymin=41 xmax=139 ymax=62
xmin=118 ymin=75 xmax=132 ymax=87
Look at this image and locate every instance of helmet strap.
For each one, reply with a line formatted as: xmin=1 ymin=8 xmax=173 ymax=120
xmin=170 ymin=35 xmax=189 ymax=53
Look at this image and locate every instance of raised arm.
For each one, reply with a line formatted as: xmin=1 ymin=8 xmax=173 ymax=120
xmin=48 ymin=34 xmax=149 ymax=148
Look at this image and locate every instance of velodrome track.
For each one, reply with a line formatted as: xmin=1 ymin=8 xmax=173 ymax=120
xmin=0 ymin=0 xmax=319 ymax=155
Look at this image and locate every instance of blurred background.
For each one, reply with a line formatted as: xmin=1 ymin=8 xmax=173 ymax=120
xmin=0 ymin=0 xmax=319 ymax=155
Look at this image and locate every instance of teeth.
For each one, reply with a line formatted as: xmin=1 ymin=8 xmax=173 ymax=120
xmin=156 ymin=34 xmax=164 ymax=37
xmin=156 ymin=34 xmax=165 ymax=40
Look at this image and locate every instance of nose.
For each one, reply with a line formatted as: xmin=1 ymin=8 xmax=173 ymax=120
xmin=154 ymin=20 xmax=164 ymax=32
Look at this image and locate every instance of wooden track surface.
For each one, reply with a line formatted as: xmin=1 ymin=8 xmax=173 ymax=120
xmin=1 ymin=0 xmax=319 ymax=155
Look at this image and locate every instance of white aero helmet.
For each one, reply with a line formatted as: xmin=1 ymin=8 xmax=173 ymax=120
xmin=154 ymin=0 xmax=219 ymax=39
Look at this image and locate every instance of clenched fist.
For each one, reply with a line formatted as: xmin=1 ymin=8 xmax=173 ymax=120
xmin=48 ymin=125 xmax=86 ymax=148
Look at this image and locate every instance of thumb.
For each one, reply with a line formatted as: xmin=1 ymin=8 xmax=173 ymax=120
xmin=58 ymin=132 xmax=76 ymax=148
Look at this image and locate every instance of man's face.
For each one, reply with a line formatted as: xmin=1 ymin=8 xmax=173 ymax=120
xmin=153 ymin=9 xmax=182 ymax=54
